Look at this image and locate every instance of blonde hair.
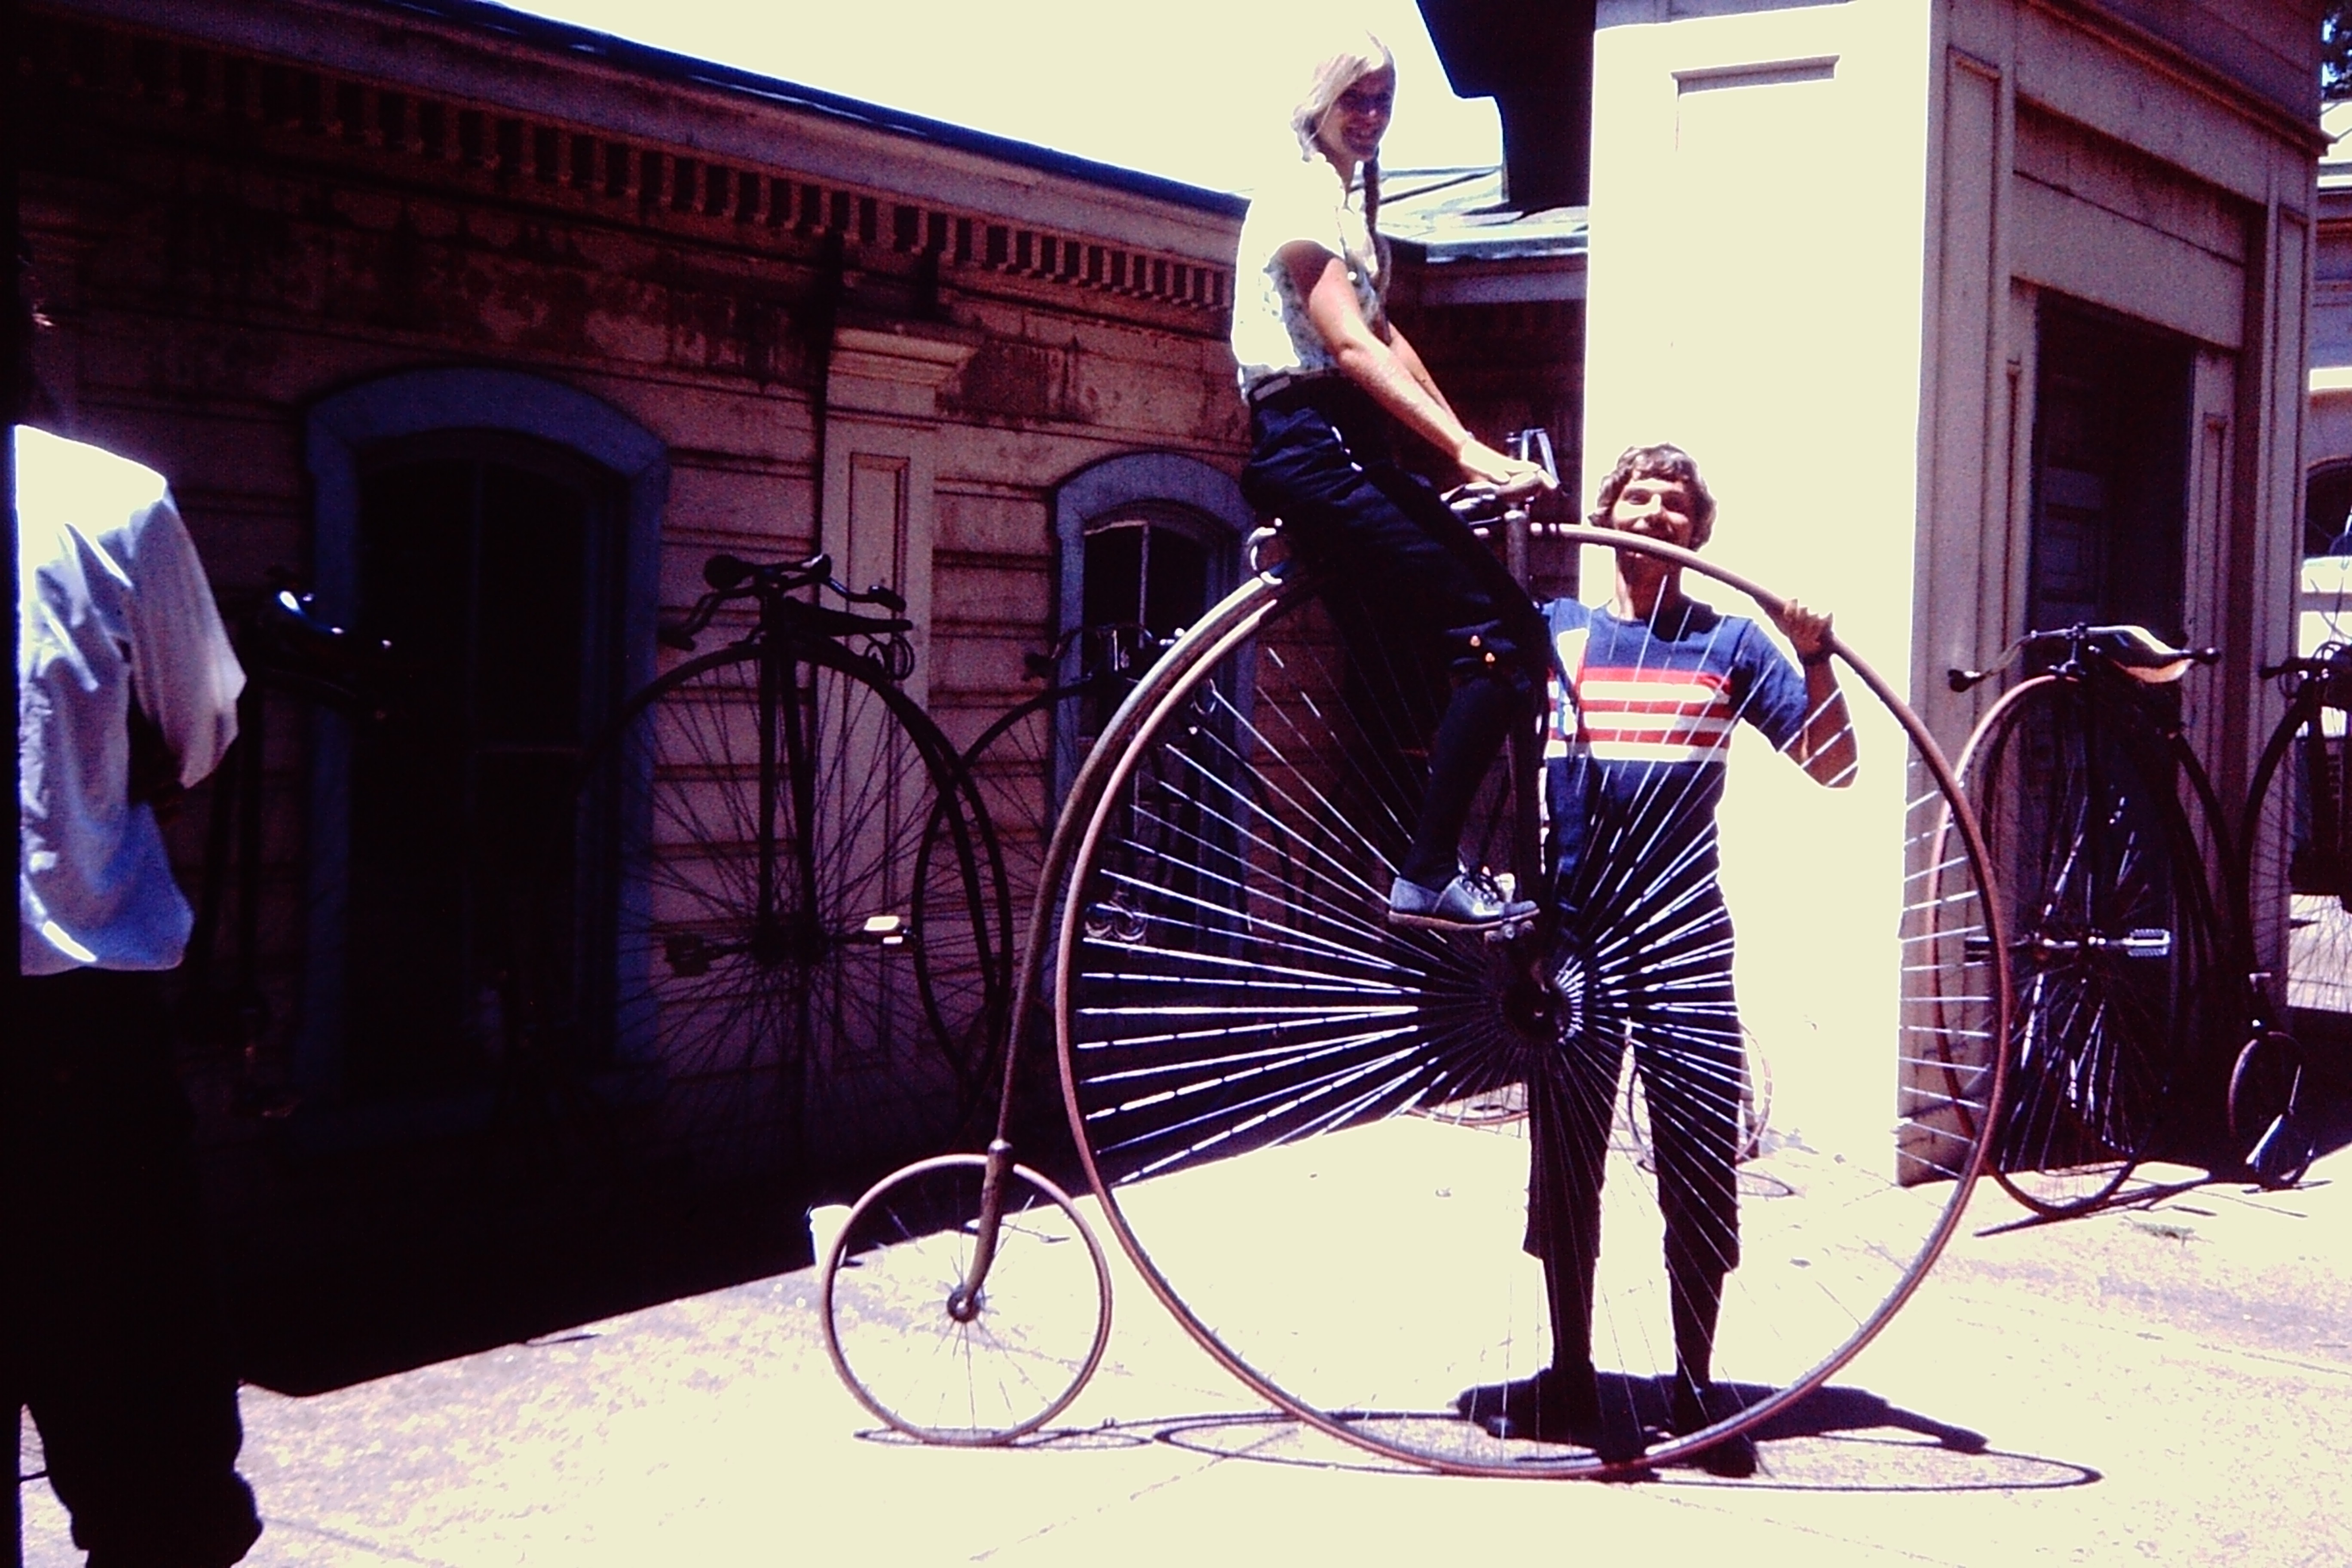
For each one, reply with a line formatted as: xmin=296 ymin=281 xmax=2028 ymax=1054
xmin=1290 ymin=33 xmax=1395 ymax=158
xmin=1289 ymin=33 xmax=1394 ymax=235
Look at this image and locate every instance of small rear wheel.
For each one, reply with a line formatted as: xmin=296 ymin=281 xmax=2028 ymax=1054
xmin=822 ymin=1153 xmax=1113 ymax=1445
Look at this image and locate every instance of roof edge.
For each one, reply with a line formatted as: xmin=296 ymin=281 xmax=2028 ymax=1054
xmin=328 ymin=0 xmax=1250 ymax=217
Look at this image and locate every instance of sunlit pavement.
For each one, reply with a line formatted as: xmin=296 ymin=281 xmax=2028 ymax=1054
xmin=18 ymin=1151 xmax=2352 ymax=1567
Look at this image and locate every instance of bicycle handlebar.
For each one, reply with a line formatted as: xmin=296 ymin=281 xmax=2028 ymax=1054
xmin=663 ymin=551 xmax=912 ymax=652
xmin=1948 ymin=624 xmax=2219 ymax=692
xmin=239 ymin=585 xmax=402 ymax=717
xmin=2260 ymin=642 xmax=2352 ymax=682
xmin=1442 ymin=427 xmax=1562 ymax=529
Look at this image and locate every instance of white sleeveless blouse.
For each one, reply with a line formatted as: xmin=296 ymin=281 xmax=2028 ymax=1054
xmin=1229 ymin=154 xmax=1390 ymax=399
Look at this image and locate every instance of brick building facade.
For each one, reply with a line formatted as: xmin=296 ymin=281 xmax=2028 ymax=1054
xmin=16 ymin=0 xmax=1582 ymax=1368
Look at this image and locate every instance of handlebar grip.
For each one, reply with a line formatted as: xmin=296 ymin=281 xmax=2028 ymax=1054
xmin=1511 ymin=427 xmax=1558 ymax=484
xmin=867 ymin=584 xmax=907 ymax=614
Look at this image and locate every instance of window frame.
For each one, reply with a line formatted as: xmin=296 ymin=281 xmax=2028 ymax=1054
xmin=1050 ymin=452 xmax=1253 ymax=805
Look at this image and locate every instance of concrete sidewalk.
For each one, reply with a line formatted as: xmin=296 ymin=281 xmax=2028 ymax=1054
xmin=21 ymin=1152 xmax=2352 ymax=1566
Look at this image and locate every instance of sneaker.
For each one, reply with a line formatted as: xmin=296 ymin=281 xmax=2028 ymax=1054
xmin=1387 ymin=871 xmax=1538 ymax=932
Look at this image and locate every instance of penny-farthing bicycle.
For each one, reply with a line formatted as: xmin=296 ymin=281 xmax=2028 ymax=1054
xmin=823 ymin=466 xmax=2010 ymax=1477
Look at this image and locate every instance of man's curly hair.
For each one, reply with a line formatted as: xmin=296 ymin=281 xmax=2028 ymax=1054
xmin=1589 ymin=443 xmax=1717 ymax=548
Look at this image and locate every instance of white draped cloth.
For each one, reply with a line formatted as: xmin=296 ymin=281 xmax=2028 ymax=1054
xmin=17 ymin=424 xmax=244 ymax=974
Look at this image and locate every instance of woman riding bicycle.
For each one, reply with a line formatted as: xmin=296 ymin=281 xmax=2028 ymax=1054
xmin=1231 ymin=30 xmax=1555 ymax=932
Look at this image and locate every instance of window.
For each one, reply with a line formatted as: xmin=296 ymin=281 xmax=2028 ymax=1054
xmin=1052 ymin=454 xmax=1253 ymax=805
xmin=2302 ymin=460 xmax=2352 ymax=652
xmin=2027 ymin=299 xmax=2194 ymax=643
xmin=1077 ymin=507 xmax=1216 ymax=742
xmin=305 ymin=369 xmax=668 ymax=1121
xmin=1082 ymin=508 xmax=1213 ymax=640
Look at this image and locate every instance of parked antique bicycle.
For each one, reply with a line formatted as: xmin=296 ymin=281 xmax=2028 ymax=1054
xmin=824 ymin=447 xmax=2009 ymax=1478
xmin=1945 ymin=623 xmax=2325 ymax=1219
xmin=912 ymin=623 xmax=1161 ymax=1026
xmin=568 ymin=549 xmax=1008 ymax=1198
xmin=2229 ymin=641 xmax=2352 ymax=1185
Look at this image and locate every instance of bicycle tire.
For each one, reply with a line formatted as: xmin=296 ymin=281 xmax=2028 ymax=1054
xmin=910 ymin=680 xmax=1091 ymax=1107
xmin=2242 ymin=681 xmax=2352 ymax=1041
xmin=1054 ymin=530 xmax=2006 ymax=1479
xmin=573 ymin=638 xmax=1002 ymax=1199
xmin=1954 ymin=674 xmax=2223 ymax=1216
xmin=822 ymin=1152 xmax=1114 ymax=1444
xmin=2226 ymin=1031 xmax=2313 ymax=1187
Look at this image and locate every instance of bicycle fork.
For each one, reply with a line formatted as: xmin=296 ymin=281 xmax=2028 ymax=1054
xmin=949 ymin=1138 xmax=1020 ymax=1320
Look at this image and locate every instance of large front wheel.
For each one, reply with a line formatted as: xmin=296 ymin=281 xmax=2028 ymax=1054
xmin=1055 ymin=535 xmax=2006 ymax=1479
xmin=574 ymin=640 xmax=1002 ymax=1198
xmin=1956 ymin=674 xmax=2223 ymax=1216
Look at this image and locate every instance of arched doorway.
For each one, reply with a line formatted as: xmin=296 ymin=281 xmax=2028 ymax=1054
xmin=304 ymin=369 xmax=668 ymax=1113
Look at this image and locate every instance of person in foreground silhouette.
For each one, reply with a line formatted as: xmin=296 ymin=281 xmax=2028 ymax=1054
xmin=11 ymin=254 xmax=264 ymax=1564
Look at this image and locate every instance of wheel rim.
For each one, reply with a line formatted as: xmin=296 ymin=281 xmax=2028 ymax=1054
xmin=822 ymin=1154 xmax=1114 ymax=1444
xmin=1056 ymin=534 xmax=2006 ymax=1478
xmin=1956 ymin=675 xmax=2220 ymax=1215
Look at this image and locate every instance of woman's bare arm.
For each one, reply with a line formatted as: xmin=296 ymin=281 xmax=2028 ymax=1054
xmin=1280 ymin=242 xmax=1547 ymax=493
xmin=1385 ymin=323 xmax=1455 ymax=422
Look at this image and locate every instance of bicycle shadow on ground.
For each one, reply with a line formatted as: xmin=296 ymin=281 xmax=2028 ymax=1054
xmin=1033 ymin=1378 xmax=2100 ymax=1493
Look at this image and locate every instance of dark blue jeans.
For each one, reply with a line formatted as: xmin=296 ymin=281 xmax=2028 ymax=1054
xmin=1241 ymin=381 xmax=1546 ymax=888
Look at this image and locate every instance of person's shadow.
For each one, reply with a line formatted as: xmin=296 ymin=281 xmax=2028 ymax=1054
xmin=1130 ymin=1377 xmax=2098 ymax=1492
xmin=1595 ymin=1371 xmax=1986 ymax=1454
